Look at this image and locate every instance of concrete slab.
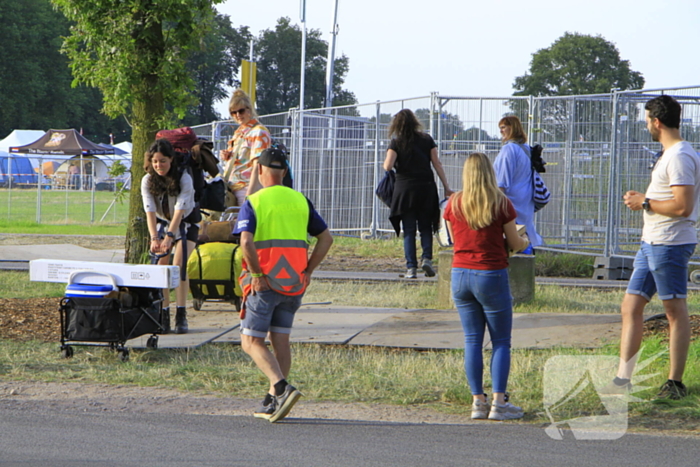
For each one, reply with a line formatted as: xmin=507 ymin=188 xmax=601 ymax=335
xmin=127 ymin=307 xmax=240 ymax=349
xmin=350 ymin=311 xmax=622 ymax=350
xmin=128 ymin=303 xmax=402 ymax=349
xmin=349 ymin=310 xmax=463 ymax=350
xmin=0 ymin=244 xmax=124 ymax=266
xmin=508 ymin=313 xmax=621 ymax=349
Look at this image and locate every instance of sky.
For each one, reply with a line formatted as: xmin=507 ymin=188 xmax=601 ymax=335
xmin=215 ymin=0 xmax=700 ymax=116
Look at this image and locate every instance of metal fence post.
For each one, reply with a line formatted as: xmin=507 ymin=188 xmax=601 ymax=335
xmin=370 ymin=101 xmax=381 ymax=239
xmin=36 ymin=156 xmax=42 ymax=223
xmin=563 ymin=98 xmax=576 ymax=249
xmin=329 ymin=108 xmax=338 ymax=229
xmin=528 ymin=95 xmax=534 ymax=143
xmin=297 ymin=110 xmax=305 ymax=193
xmin=430 ymin=92 xmax=437 ymax=145
xmin=604 ymin=89 xmax=621 ymax=257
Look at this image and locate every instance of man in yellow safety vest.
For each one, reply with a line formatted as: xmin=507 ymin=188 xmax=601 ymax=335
xmin=233 ymin=147 xmax=333 ymax=422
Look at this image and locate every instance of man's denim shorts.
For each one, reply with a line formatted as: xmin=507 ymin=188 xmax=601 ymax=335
xmin=240 ymin=289 xmax=302 ymax=338
xmin=626 ymin=242 xmax=695 ymax=301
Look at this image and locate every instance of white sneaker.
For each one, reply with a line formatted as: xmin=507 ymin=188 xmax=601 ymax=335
xmin=471 ymin=399 xmax=490 ymax=419
xmin=405 ymin=268 xmax=417 ymax=279
xmin=488 ymin=401 xmax=524 ymax=420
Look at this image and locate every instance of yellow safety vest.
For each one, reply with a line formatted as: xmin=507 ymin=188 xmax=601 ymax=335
xmin=240 ymin=185 xmax=310 ymax=296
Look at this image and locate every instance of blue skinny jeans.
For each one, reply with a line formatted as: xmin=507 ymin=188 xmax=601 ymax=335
xmin=401 ymin=210 xmax=433 ymax=269
xmin=451 ymin=267 xmax=513 ymax=395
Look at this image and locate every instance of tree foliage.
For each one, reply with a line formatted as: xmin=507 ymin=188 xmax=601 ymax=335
xmin=513 ymin=33 xmax=645 ymax=97
xmin=182 ymin=15 xmax=253 ymax=125
xmin=254 ymin=17 xmax=356 ymax=115
xmin=52 ymin=0 xmax=220 ymax=263
xmin=0 ymin=0 xmax=129 ymax=142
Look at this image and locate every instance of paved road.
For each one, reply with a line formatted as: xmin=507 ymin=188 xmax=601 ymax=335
xmin=1 ymin=403 xmax=697 ymax=466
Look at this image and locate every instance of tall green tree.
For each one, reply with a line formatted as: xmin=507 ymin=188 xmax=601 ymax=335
xmin=182 ymin=14 xmax=253 ymax=126
xmin=512 ymin=33 xmax=645 ymax=142
xmin=0 ymin=0 xmax=129 ymax=142
xmin=255 ymin=17 xmax=356 ymax=115
xmin=513 ymin=32 xmax=645 ymax=97
xmin=52 ymin=0 xmax=220 ymax=263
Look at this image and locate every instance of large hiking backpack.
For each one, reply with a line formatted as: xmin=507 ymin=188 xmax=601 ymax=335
xmin=156 ymin=127 xmax=223 ymax=212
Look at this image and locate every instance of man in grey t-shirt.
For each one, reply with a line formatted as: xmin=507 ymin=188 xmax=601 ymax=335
xmin=611 ymin=96 xmax=700 ymax=400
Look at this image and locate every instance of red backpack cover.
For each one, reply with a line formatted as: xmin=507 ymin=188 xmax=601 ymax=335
xmin=156 ymin=127 xmax=198 ymax=152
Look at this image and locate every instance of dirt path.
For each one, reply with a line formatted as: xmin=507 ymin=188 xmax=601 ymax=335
xmin=0 ymin=380 xmax=470 ymax=425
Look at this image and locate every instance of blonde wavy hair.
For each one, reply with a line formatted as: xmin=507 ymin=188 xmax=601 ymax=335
xmin=452 ymin=152 xmax=509 ymax=230
xmin=228 ymin=89 xmax=258 ymax=118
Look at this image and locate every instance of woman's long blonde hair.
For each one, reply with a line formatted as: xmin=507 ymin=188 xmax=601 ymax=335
xmin=452 ymin=152 xmax=508 ymax=230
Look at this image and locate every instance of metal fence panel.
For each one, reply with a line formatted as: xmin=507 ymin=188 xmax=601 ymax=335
xmin=6 ymin=86 xmax=700 ymax=262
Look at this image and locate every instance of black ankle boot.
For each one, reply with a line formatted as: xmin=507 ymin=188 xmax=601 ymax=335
xmin=161 ymin=307 xmax=171 ymax=334
xmin=175 ymin=307 xmax=188 ymax=334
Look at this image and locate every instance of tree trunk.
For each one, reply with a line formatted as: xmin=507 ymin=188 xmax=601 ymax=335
xmin=124 ymin=78 xmax=164 ymax=264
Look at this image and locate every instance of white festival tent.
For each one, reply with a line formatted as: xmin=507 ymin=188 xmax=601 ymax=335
xmin=0 ymin=130 xmax=45 ymax=154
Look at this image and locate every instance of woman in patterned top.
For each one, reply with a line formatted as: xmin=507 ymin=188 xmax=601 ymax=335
xmin=220 ymin=89 xmax=272 ymax=207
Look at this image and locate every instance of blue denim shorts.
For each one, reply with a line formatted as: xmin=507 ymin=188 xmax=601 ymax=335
xmin=626 ymin=242 xmax=695 ymax=301
xmin=241 ymin=289 xmax=302 ymax=338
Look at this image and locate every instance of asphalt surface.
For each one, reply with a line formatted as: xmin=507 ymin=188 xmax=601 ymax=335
xmin=1 ymin=402 xmax=698 ymax=467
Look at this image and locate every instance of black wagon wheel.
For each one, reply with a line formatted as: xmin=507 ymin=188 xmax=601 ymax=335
xmin=117 ymin=348 xmax=130 ymax=362
xmin=61 ymin=346 xmax=74 ymax=359
xmin=146 ymin=335 xmax=159 ymax=350
xmin=193 ymin=297 xmax=203 ymax=311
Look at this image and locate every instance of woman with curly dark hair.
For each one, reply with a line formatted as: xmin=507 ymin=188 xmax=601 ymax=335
xmin=383 ymin=109 xmax=453 ymax=278
xmin=141 ymin=138 xmax=198 ymax=334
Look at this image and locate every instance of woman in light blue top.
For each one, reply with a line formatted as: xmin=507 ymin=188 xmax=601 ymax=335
xmin=493 ymin=115 xmax=543 ymax=247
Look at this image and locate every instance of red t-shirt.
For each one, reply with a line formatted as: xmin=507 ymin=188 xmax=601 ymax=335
xmin=443 ymin=197 xmax=516 ymax=270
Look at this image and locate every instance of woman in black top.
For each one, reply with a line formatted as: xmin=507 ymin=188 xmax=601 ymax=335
xmin=383 ymin=109 xmax=453 ymax=278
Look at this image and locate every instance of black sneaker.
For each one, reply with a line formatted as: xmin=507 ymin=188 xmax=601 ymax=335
xmin=421 ymin=259 xmax=436 ymax=277
xmin=253 ymin=395 xmax=276 ymax=420
xmin=656 ymin=380 xmax=687 ymax=400
xmin=269 ymin=384 xmax=302 ymax=423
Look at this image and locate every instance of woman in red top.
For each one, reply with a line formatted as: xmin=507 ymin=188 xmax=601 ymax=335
xmin=444 ymin=152 xmax=529 ymax=421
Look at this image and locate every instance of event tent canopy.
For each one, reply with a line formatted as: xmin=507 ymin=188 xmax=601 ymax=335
xmin=9 ymin=129 xmax=114 ymax=156
xmin=0 ymin=129 xmax=46 ymax=153
xmin=98 ymin=143 xmax=128 ymax=155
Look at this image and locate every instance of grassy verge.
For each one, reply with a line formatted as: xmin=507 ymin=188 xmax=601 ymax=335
xmin=0 ymin=220 xmax=126 ymax=236
xmin=0 ymin=189 xmax=128 ymax=225
xmin=1 ymin=337 xmax=698 ymax=432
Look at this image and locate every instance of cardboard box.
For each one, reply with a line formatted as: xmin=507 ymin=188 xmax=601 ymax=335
xmin=30 ymin=259 xmax=180 ymax=289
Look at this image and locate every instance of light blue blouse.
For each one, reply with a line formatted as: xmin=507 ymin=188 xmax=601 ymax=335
xmin=493 ymin=142 xmax=543 ymax=247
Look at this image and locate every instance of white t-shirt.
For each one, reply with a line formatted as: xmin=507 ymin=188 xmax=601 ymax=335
xmin=642 ymin=141 xmax=700 ymax=245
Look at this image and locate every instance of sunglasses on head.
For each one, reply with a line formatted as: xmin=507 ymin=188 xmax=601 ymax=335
xmin=231 ymin=108 xmax=248 ymax=116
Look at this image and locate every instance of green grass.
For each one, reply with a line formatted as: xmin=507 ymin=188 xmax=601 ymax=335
xmin=0 ymin=189 xmax=128 ymax=225
xmin=304 ymin=280 xmax=438 ymax=309
xmin=535 ymin=250 xmax=596 ymax=277
xmin=1 ymin=271 xmax=65 ymax=299
xmin=0 ymin=220 xmax=126 ymax=236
